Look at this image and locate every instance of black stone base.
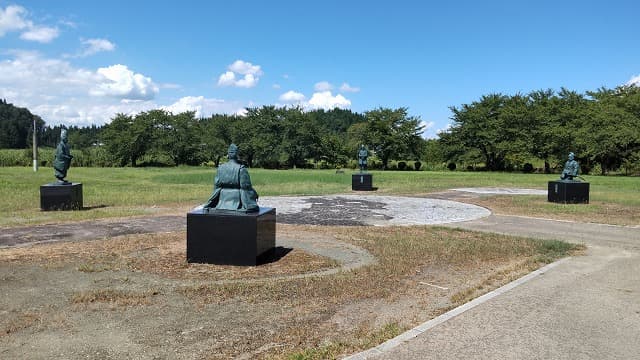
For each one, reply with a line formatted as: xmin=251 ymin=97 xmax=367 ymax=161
xmin=40 ymin=182 xmax=83 ymax=211
xmin=548 ymin=181 xmax=590 ymax=204
xmin=352 ymin=173 xmax=374 ymax=191
xmin=187 ymin=207 xmax=276 ymax=265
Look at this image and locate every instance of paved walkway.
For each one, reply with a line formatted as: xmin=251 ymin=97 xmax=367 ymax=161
xmin=349 ymin=214 xmax=640 ymax=359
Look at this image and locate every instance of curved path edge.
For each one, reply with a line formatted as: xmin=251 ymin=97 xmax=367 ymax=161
xmin=343 ymin=258 xmax=570 ymax=360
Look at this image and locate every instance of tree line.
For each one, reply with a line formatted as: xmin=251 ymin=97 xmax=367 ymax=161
xmin=2 ymin=84 xmax=639 ymax=174
xmin=439 ymin=86 xmax=640 ymax=174
xmin=0 ymin=101 xmax=425 ymax=169
xmin=101 ymin=106 xmax=424 ymax=169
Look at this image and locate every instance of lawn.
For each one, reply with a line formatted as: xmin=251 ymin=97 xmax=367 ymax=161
xmin=1 ymin=166 xmax=638 ymax=226
xmin=0 ymin=166 xmax=607 ymax=358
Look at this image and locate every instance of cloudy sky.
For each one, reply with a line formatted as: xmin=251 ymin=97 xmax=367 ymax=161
xmin=1 ymin=0 xmax=639 ymax=138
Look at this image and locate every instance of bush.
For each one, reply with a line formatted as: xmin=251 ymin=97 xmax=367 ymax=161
xmin=397 ymin=161 xmax=407 ymax=170
xmin=522 ymin=163 xmax=534 ymax=173
xmin=447 ymin=162 xmax=457 ymax=171
xmin=414 ymin=161 xmax=422 ymax=171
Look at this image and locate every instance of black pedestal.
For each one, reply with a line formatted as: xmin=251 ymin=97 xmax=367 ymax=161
xmin=352 ymin=173 xmax=374 ymax=191
xmin=187 ymin=207 xmax=276 ymax=265
xmin=40 ymin=183 xmax=83 ymax=210
xmin=548 ymin=181 xmax=590 ymax=204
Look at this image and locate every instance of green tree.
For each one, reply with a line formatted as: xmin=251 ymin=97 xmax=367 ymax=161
xmin=237 ymin=106 xmax=284 ymax=168
xmin=102 ymin=113 xmax=154 ymax=166
xmin=154 ymin=110 xmax=206 ymax=165
xmin=0 ymin=99 xmax=45 ymax=149
xmin=281 ymin=107 xmax=323 ymax=168
xmin=446 ymin=94 xmax=511 ymax=170
xmin=356 ymin=107 xmax=424 ymax=169
xmin=200 ymin=114 xmax=237 ymax=166
xmin=580 ymin=86 xmax=640 ymax=174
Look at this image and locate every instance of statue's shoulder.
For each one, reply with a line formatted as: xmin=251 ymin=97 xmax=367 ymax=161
xmin=220 ymin=160 xmax=242 ymax=171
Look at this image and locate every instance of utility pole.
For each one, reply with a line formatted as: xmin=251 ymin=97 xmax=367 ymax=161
xmin=32 ymin=117 xmax=38 ymax=172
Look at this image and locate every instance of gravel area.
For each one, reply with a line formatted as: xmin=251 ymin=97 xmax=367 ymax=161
xmin=259 ymin=195 xmax=491 ymax=226
xmin=451 ymin=187 xmax=547 ymax=195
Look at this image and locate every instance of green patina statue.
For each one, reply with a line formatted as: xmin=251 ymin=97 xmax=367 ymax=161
xmin=53 ymin=129 xmax=73 ymax=184
xmin=358 ymin=144 xmax=369 ymax=172
xmin=560 ymin=152 xmax=580 ymax=181
xmin=203 ymin=144 xmax=259 ymax=212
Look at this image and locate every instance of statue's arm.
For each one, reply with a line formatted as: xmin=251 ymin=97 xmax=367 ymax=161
xmin=239 ymin=167 xmax=258 ymax=198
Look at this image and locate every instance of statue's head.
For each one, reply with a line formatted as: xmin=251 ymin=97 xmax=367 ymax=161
xmin=228 ymin=143 xmax=239 ymax=160
xmin=61 ymin=129 xmax=68 ymax=142
xmin=568 ymin=152 xmax=575 ymax=161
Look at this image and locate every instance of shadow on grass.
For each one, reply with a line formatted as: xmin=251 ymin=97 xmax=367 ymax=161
xmin=257 ymin=246 xmax=293 ymax=265
xmin=81 ymin=204 xmax=108 ymax=211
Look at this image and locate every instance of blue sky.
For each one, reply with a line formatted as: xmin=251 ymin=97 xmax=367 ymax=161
xmin=1 ymin=1 xmax=639 ymax=138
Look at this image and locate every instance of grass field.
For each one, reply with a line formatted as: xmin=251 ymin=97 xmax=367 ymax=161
xmin=0 ymin=166 xmax=608 ymax=358
xmin=1 ymin=166 xmax=638 ymax=226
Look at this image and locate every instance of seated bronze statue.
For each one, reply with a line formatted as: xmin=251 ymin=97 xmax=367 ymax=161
xmin=560 ymin=152 xmax=580 ymax=181
xmin=203 ymin=144 xmax=259 ymax=212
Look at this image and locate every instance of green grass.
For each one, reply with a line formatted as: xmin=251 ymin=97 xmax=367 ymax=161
xmin=1 ymin=166 xmax=639 ymax=226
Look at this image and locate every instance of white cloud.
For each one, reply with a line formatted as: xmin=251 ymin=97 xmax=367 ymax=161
xmin=272 ymin=84 xmax=281 ymax=89
xmin=217 ymin=71 xmax=236 ymax=87
xmin=0 ymin=5 xmax=59 ymax=42
xmin=307 ymin=91 xmax=351 ymax=110
xmin=29 ymin=101 xmax=158 ymax=126
xmin=228 ymin=60 xmax=262 ymax=76
xmin=19 ymin=26 xmax=59 ymax=43
xmin=314 ymin=81 xmax=333 ymax=92
xmin=162 ymin=96 xmax=246 ymax=118
xmin=78 ymin=38 xmax=116 ymax=57
xmin=0 ymin=51 xmax=164 ymax=125
xmin=235 ymin=73 xmax=258 ymax=88
xmin=0 ymin=5 xmax=28 ymax=35
xmin=419 ymin=121 xmax=436 ymax=139
xmin=279 ymin=90 xmax=305 ymax=103
xmin=91 ymin=64 xmax=159 ymax=100
xmin=0 ymin=50 xmax=97 ymax=92
xmin=217 ymin=60 xmax=262 ymax=88
xmin=0 ymin=51 xmax=255 ymax=126
xmin=626 ymin=74 xmax=640 ymax=86
xmin=339 ymin=82 xmax=360 ymax=93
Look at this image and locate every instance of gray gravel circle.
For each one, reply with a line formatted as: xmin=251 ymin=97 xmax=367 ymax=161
xmin=259 ymin=195 xmax=491 ymax=226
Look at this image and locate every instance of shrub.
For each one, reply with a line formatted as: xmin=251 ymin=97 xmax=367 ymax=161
xmin=414 ymin=161 xmax=422 ymax=171
xmin=397 ymin=161 xmax=407 ymax=170
xmin=522 ymin=163 xmax=534 ymax=173
xmin=447 ymin=162 xmax=457 ymax=171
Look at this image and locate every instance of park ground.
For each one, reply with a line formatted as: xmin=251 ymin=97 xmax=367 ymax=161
xmin=0 ymin=167 xmax=638 ymax=359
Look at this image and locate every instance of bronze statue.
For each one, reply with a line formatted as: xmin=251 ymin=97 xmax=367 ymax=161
xmin=203 ymin=144 xmax=259 ymax=212
xmin=358 ymin=145 xmax=369 ymax=172
xmin=560 ymin=152 xmax=580 ymax=181
xmin=53 ymin=129 xmax=73 ymax=184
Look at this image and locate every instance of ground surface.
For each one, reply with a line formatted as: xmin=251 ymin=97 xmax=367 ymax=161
xmin=356 ymin=214 xmax=640 ymax=360
xmin=0 ymin=190 xmax=593 ymax=359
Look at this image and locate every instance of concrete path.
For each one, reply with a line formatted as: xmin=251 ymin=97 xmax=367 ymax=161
xmin=353 ymin=214 xmax=640 ymax=359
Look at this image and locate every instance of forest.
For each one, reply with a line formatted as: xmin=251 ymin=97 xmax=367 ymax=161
xmin=1 ymin=84 xmax=639 ymax=175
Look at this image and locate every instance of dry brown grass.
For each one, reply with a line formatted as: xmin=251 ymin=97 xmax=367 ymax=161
xmin=0 ymin=231 xmax=338 ymax=281
xmin=0 ymin=224 xmax=579 ymax=359
xmin=1 ymin=311 xmax=41 ymax=337
xmin=71 ymin=289 xmax=159 ymax=306
xmin=175 ymin=225 xmax=579 ymax=358
xmin=468 ymin=196 xmax=640 ymax=226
